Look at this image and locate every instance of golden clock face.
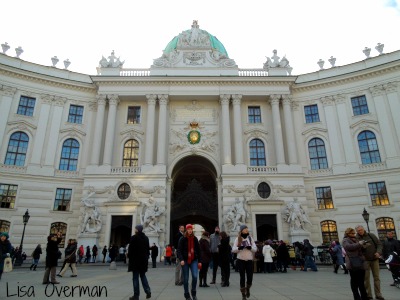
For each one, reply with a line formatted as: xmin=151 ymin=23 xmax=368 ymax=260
xmin=188 ymin=130 xmax=201 ymax=144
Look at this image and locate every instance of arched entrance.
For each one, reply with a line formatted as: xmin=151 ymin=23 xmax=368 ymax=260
xmin=170 ymin=156 xmax=218 ymax=242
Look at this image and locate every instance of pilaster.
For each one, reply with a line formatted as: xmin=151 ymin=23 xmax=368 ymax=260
xmin=103 ymin=95 xmax=120 ymax=165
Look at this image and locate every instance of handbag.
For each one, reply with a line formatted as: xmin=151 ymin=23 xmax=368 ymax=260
xmin=349 ymin=256 xmax=364 ymax=270
xmin=3 ymin=257 xmax=13 ymax=273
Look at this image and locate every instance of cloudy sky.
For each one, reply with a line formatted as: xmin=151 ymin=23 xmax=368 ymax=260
xmin=2 ymin=0 xmax=400 ymax=75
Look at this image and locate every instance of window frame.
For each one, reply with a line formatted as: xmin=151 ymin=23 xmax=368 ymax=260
xmin=53 ymin=188 xmax=72 ymax=211
xmin=308 ymin=138 xmax=328 ymax=170
xmin=0 ymin=183 xmax=18 ymax=209
xmin=122 ymin=139 xmax=139 ymax=167
xmin=248 ymin=106 xmax=262 ymax=124
xmin=127 ymin=106 xmax=141 ymax=124
xmin=320 ymin=220 xmax=339 ymax=244
xmin=249 ymin=138 xmax=266 ymax=166
xmin=368 ymin=181 xmax=390 ymax=206
xmin=50 ymin=222 xmax=68 ymax=248
xmin=17 ymin=96 xmax=36 ymax=116
xmin=357 ymin=130 xmax=381 ymax=164
xmin=304 ymin=104 xmax=320 ymax=124
xmin=351 ymin=95 xmax=369 ymax=116
xmin=117 ymin=183 xmax=131 ymax=200
xmin=4 ymin=131 xmax=29 ymax=166
xmin=375 ymin=217 xmax=396 ymax=241
xmin=315 ymin=186 xmax=334 ymax=210
xmin=67 ymin=104 xmax=84 ymax=124
xmin=59 ymin=138 xmax=80 ymax=171
xmin=0 ymin=220 xmax=11 ymax=233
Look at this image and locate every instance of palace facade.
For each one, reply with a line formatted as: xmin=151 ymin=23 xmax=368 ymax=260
xmin=1 ymin=22 xmax=399 ymax=253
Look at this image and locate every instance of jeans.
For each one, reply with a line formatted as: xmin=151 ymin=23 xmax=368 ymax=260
xmin=236 ymin=259 xmax=253 ymax=288
xmin=211 ymin=253 xmax=220 ymax=281
xmin=132 ymin=271 xmax=151 ymax=298
xmin=304 ymin=255 xmax=318 ymax=271
xmin=182 ymin=260 xmax=198 ymax=296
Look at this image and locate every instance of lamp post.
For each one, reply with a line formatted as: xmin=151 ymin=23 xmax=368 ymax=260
xmin=362 ymin=207 xmax=370 ymax=232
xmin=15 ymin=209 xmax=30 ymax=266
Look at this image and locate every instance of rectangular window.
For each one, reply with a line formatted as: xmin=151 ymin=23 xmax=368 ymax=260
xmin=368 ymin=182 xmax=389 ymax=206
xmin=304 ymin=104 xmax=320 ymax=123
xmin=67 ymin=105 xmax=84 ymax=124
xmin=127 ymin=106 xmax=141 ymax=124
xmin=316 ymin=186 xmax=334 ymax=209
xmin=17 ymin=96 xmax=36 ymax=116
xmin=0 ymin=183 xmax=18 ymax=209
xmin=248 ymin=106 xmax=261 ymax=123
xmin=54 ymin=188 xmax=72 ymax=211
xmin=351 ymin=95 xmax=369 ymax=116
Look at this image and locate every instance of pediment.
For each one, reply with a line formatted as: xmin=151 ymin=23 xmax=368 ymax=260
xmin=301 ymin=126 xmax=327 ymax=136
xmin=7 ymin=120 xmax=37 ymax=131
xmin=350 ymin=119 xmax=379 ymax=129
xmin=60 ymin=127 xmax=86 ymax=137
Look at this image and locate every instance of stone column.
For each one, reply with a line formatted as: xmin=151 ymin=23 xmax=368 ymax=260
xmin=144 ymin=94 xmax=157 ymax=165
xmin=269 ymin=95 xmax=285 ymax=165
xmin=31 ymin=95 xmax=52 ymax=165
xmin=282 ymin=95 xmax=297 ymax=164
xmin=90 ymin=95 xmax=107 ymax=165
xmin=0 ymin=86 xmax=16 ymax=145
xmin=385 ymin=83 xmax=400 ymax=149
xmin=232 ymin=94 xmax=244 ymax=165
xmin=220 ymin=94 xmax=232 ymax=165
xmin=103 ymin=95 xmax=120 ymax=165
xmin=156 ymin=94 xmax=169 ymax=165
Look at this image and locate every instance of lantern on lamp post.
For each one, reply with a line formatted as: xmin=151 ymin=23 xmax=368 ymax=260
xmin=362 ymin=207 xmax=370 ymax=232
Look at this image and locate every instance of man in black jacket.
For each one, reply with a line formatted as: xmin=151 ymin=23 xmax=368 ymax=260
xmin=128 ymin=225 xmax=151 ymax=300
xmin=150 ymin=243 xmax=158 ymax=268
xmin=174 ymin=224 xmax=185 ymax=285
xmin=382 ymin=231 xmax=400 ymax=286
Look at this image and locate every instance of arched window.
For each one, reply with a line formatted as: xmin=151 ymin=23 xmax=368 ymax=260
xmin=50 ymin=222 xmax=68 ymax=248
xmin=249 ymin=139 xmax=266 ymax=166
xmin=376 ymin=217 xmax=396 ymax=241
xmin=117 ymin=183 xmax=131 ymax=200
xmin=123 ymin=139 xmax=139 ymax=167
xmin=59 ymin=139 xmax=79 ymax=171
xmin=320 ymin=220 xmax=338 ymax=244
xmin=357 ymin=131 xmax=381 ymax=164
xmin=4 ymin=131 xmax=29 ymax=166
xmin=308 ymin=138 xmax=328 ymax=170
xmin=0 ymin=220 xmax=11 ymax=233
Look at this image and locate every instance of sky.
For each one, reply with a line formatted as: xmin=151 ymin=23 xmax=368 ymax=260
xmin=1 ymin=0 xmax=400 ymax=76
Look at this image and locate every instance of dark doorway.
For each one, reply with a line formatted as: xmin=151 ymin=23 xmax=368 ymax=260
xmin=256 ymin=214 xmax=278 ymax=242
xmin=110 ymin=216 xmax=132 ymax=247
xmin=170 ymin=156 xmax=218 ymax=243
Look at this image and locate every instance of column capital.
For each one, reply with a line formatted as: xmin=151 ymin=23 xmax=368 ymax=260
xmin=281 ymin=95 xmax=292 ymax=105
xmin=369 ymin=85 xmax=385 ymax=97
xmin=146 ymin=94 xmax=157 ymax=104
xmin=0 ymin=85 xmax=17 ymax=97
xmin=108 ymin=94 xmax=120 ymax=105
xmin=383 ymin=82 xmax=398 ymax=94
xmin=158 ymin=94 xmax=169 ymax=105
xmin=96 ymin=94 xmax=107 ymax=106
xmin=269 ymin=94 xmax=281 ymax=105
xmin=219 ymin=94 xmax=230 ymax=105
xmin=231 ymin=94 xmax=242 ymax=105
xmin=321 ymin=96 xmax=335 ymax=106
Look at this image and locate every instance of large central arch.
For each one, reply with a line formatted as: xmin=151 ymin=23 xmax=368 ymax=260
xmin=170 ymin=155 xmax=218 ymax=242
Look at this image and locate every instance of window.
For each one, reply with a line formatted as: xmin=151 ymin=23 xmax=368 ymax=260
xmin=59 ymin=139 xmax=79 ymax=171
xmin=17 ymin=96 xmax=36 ymax=116
xmin=316 ymin=186 xmax=334 ymax=209
xmin=357 ymin=131 xmax=381 ymax=164
xmin=304 ymin=104 xmax=320 ymax=123
xmin=368 ymin=182 xmax=389 ymax=206
xmin=257 ymin=182 xmax=271 ymax=199
xmin=0 ymin=184 xmax=18 ymax=209
xmin=117 ymin=183 xmax=131 ymax=200
xmin=308 ymin=138 xmax=328 ymax=170
xmin=248 ymin=106 xmax=261 ymax=123
xmin=123 ymin=139 xmax=139 ymax=167
xmin=4 ymin=132 xmax=29 ymax=166
xmin=0 ymin=220 xmax=11 ymax=233
xmin=127 ymin=106 xmax=141 ymax=124
xmin=50 ymin=222 xmax=67 ymax=248
xmin=54 ymin=188 xmax=72 ymax=211
xmin=320 ymin=220 xmax=338 ymax=244
xmin=67 ymin=105 xmax=84 ymax=124
xmin=376 ymin=217 xmax=396 ymax=241
xmin=249 ymin=139 xmax=266 ymax=166
xmin=351 ymin=95 xmax=369 ymax=116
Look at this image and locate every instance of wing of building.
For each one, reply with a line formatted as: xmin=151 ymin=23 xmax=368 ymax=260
xmin=1 ymin=21 xmax=399 ymax=253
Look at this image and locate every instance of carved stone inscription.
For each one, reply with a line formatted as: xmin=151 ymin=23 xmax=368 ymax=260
xmin=173 ymin=108 xmax=215 ymax=122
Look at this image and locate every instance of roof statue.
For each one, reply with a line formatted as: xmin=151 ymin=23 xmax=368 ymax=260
xmin=263 ymin=49 xmax=292 ymax=75
xmin=99 ymin=50 xmax=124 ymax=68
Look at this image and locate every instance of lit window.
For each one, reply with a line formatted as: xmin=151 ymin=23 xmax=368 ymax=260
xmin=368 ymin=182 xmax=389 ymax=206
xmin=248 ymin=106 xmax=261 ymax=123
xmin=320 ymin=220 xmax=338 ymax=244
xmin=316 ymin=186 xmax=334 ymax=209
xmin=308 ymin=138 xmax=328 ymax=170
xmin=50 ymin=222 xmax=67 ymax=248
xmin=351 ymin=95 xmax=369 ymax=116
xmin=17 ymin=96 xmax=36 ymax=116
xmin=249 ymin=139 xmax=266 ymax=166
xmin=127 ymin=106 xmax=141 ymax=124
xmin=304 ymin=104 xmax=320 ymax=123
xmin=59 ymin=139 xmax=79 ymax=171
xmin=375 ymin=217 xmax=396 ymax=241
xmin=117 ymin=183 xmax=131 ymax=200
xmin=358 ymin=131 xmax=381 ymax=164
xmin=0 ymin=184 xmax=18 ymax=209
xmin=0 ymin=220 xmax=11 ymax=233
xmin=123 ymin=140 xmax=139 ymax=167
xmin=67 ymin=105 xmax=84 ymax=124
xmin=4 ymin=132 xmax=29 ymax=166
xmin=53 ymin=188 xmax=72 ymax=211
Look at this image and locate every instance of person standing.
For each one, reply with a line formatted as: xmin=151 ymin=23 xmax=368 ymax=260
xmin=382 ymin=231 xmax=400 ymax=286
xmin=174 ymin=225 xmax=185 ymax=286
xmin=355 ymin=225 xmax=384 ymax=300
xmin=57 ymin=239 xmax=78 ymax=277
xmin=218 ymin=231 xmax=231 ymax=287
xmin=30 ymin=244 xmax=42 ymax=271
xmin=165 ymin=244 xmax=172 ymax=266
xmin=92 ymin=245 xmax=98 ymax=263
xmin=128 ymin=224 xmax=151 ymax=300
xmin=262 ymin=241 xmax=275 ymax=273
xmin=102 ymin=246 xmax=108 ymax=263
xmin=343 ymin=227 xmax=368 ymax=300
xmin=177 ymin=224 xmax=201 ymax=300
xmin=302 ymin=239 xmax=318 ymax=272
xmin=209 ymin=226 xmax=221 ymax=284
xmin=150 ymin=243 xmax=158 ymax=268
xmin=276 ymin=240 xmax=290 ymax=273
xmin=42 ymin=232 xmax=62 ymax=284
xmin=78 ymin=245 xmax=84 ymax=264
xmin=333 ymin=240 xmax=348 ymax=274
xmin=0 ymin=232 xmax=12 ymax=281
xmin=199 ymin=231 xmax=211 ymax=287
xmin=84 ymin=245 xmax=91 ymax=263
xmin=232 ymin=225 xmax=257 ymax=300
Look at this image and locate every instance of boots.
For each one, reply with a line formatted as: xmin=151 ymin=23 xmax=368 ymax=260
xmin=203 ymin=274 xmax=210 ymax=287
xmin=246 ymin=284 xmax=252 ymax=298
xmin=240 ymin=287 xmax=246 ymax=300
xmin=33 ymin=264 xmax=37 ymax=271
xmin=191 ymin=292 xmax=197 ymax=300
xmin=199 ymin=276 xmax=203 ymax=287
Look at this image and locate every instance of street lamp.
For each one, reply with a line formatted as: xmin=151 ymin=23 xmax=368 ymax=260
xmin=15 ymin=209 xmax=30 ymax=266
xmin=362 ymin=207 xmax=370 ymax=232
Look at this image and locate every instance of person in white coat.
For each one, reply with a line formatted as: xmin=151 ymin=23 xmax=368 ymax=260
xmin=262 ymin=242 xmax=276 ymax=273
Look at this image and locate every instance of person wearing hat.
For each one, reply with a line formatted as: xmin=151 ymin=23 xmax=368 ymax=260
xmin=177 ymin=224 xmax=201 ymax=300
xmin=0 ymin=232 xmax=12 ymax=281
xmin=232 ymin=225 xmax=257 ymax=300
xmin=127 ymin=224 xmax=151 ymax=300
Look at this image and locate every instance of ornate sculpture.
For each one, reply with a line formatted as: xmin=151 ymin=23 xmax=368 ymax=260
xmin=223 ymin=197 xmax=248 ymax=232
xmin=263 ymin=49 xmax=291 ymax=71
xmin=80 ymin=192 xmax=102 ymax=233
xmin=140 ymin=195 xmax=165 ymax=233
xmin=99 ymin=50 xmax=124 ymax=68
xmin=284 ymin=198 xmax=312 ymax=232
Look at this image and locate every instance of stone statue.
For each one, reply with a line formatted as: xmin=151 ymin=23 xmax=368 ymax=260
xmin=284 ymin=198 xmax=312 ymax=231
xmin=80 ymin=192 xmax=102 ymax=233
xmin=224 ymin=197 xmax=248 ymax=232
xmin=99 ymin=50 xmax=124 ymax=68
xmin=140 ymin=195 xmax=165 ymax=233
xmin=263 ymin=49 xmax=291 ymax=71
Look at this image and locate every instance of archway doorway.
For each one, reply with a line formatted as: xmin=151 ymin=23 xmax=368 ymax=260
xmin=256 ymin=214 xmax=278 ymax=242
xmin=110 ymin=216 xmax=132 ymax=247
xmin=170 ymin=156 xmax=218 ymax=244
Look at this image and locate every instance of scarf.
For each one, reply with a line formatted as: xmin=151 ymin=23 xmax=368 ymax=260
xmin=187 ymin=235 xmax=194 ymax=264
